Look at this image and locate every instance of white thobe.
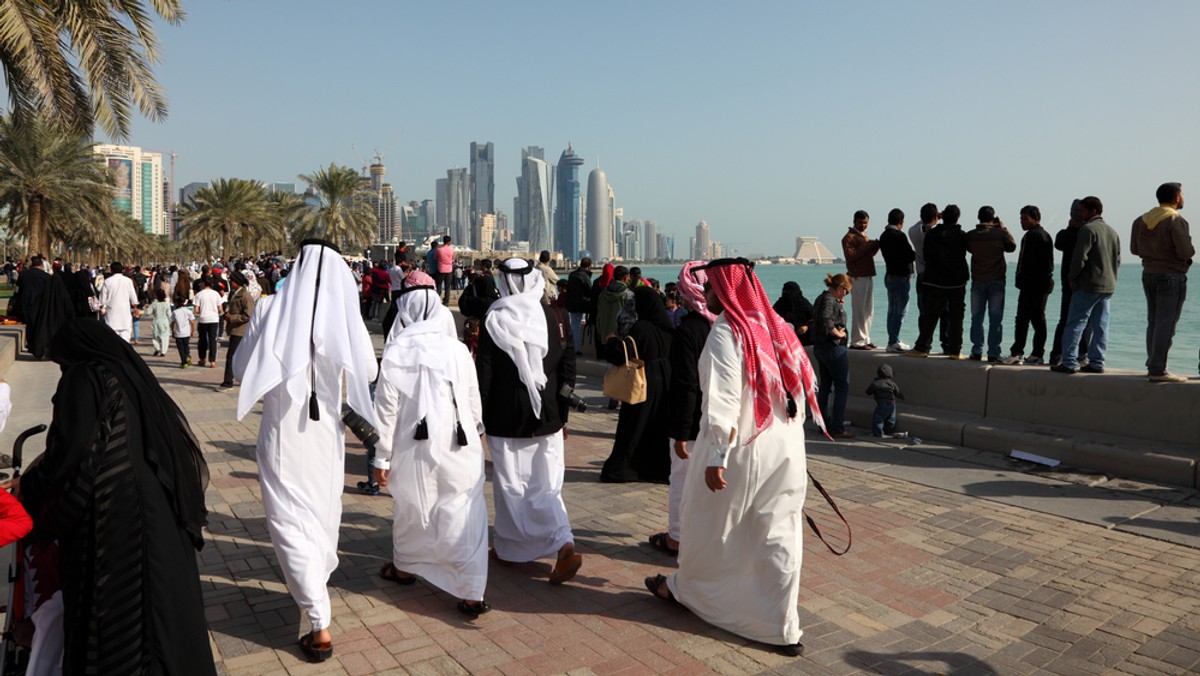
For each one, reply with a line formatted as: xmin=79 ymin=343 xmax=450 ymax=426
xmin=488 ymin=431 xmax=573 ymax=562
xmin=256 ymin=356 xmax=346 ymax=632
xmin=668 ymin=317 xmax=808 ymax=647
xmin=100 ymin=274 xmax=138 ymax=341
xmin=373 ymin=342 xmax=488 ymax=601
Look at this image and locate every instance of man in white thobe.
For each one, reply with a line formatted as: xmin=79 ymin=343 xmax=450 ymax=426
xmin=372 ymin=273 xmax=490 ymax=615
xmin=648 ymin=258 xmax=824 ymax=657
xmin=100 ymin=262 xmax=139 ymax=342
xmin=233 ymin=239 xmax=378 ymax=663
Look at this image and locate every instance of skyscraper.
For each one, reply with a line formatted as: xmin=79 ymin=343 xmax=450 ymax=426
xmin=366 ymin=161 xmax=399 ymax=243
xmin=695 ymin=220 xmax=711 ymax=260
xmin=94 ymin=143 xmax=166 ymax=235
xmin=586 ymin=168 xmax=611 ymax=260
xmin=446 ymin=168 xmax=470 ymax=245
xmin=469 ymin=141 xmax=494 ymax=247
xmin=516 ymin=148 xmax=553 ymax=252
xmin=435 ymin=178 xmax=448 ymax=233
xmin=643 ymin=220 xmax=657 ymax=261
xmin=554 ymin=145 xmax=585 ymax=260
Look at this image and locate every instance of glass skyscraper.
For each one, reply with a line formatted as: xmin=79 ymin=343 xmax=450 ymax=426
xmin=554 ymin=145 xmax=585 ymax=260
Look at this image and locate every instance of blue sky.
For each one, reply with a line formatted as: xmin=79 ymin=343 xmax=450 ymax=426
xmin=118 ymin=1 xmax=1200 ymax=256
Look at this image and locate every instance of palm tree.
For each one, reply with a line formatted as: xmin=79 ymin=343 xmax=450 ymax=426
xmin=0 ymin=0 xmax=184 ymax=141
xmin=265 ymin=190 xmax=310 ymax=255
xmin=0 ymin=114 xmax=117 ymax=256
xmin=177 ymin=178 xmax=268 ymax=261
xmin=297 ymin=164 xmax=377 ymax=252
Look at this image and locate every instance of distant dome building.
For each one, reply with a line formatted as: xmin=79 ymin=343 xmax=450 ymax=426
xmin=793 ymin=236 xmax=837 ymax=264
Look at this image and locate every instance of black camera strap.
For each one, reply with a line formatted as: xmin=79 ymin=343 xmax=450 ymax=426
xmin=805 ymin=470 xmax=851 ymax=556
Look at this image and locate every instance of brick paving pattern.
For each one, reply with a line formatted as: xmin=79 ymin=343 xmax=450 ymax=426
xmin=130 ymin=337 xmax=1200 ymax=675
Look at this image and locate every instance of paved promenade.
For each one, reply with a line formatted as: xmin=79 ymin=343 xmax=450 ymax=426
xmin=4 ymin=331 xmax=1200 ymax=675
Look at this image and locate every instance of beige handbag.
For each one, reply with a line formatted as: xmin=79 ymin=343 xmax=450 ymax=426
xmin=603 ymin=336 xmax=647 ymax=404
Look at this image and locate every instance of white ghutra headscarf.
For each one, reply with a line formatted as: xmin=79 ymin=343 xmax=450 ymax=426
xmin=233 ymin=239 xmax=378 ymax=426
xmin=484 ymin=258 xmax=548 ymax=416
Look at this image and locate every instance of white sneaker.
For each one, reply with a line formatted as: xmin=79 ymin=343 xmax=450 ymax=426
xmin=886 ymin=342 xmax=910 ymax=353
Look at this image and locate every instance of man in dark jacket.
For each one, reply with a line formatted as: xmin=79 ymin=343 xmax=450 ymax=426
xmin=965 ymin=206 xmax=1017 ymax=362
xmin=908 ymin=205 xmax=969 ymax=358
xmin=476 ymin=258 xmax=582 ymax=584
xmin=1006 ymin=205 xmax=1054 ymax=365
xmin=879 ymin=208 xmax=916 ymax=352
xmin=564 ymin=258 xmax=593 ymax=355
xmin=841 ymin=210 xmax=880 ymax=349
xmin=16 ymin=255 xmax=50 ymax=321
xmin=1130 ymin=182 xmax=1193 ymax=382
xmin=1052 ymin=196 xmax=1121 ymax=374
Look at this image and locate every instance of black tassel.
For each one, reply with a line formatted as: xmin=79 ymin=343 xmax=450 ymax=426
xmin=414 ymin=418 xmax=428 ymax=440
xmin=786 ymin=393 xmax=798 ymax=419
xmin=309 ymin=391 xmax=320 ymax=421
xmin=456 ymin=422 xmax=468 ymax=447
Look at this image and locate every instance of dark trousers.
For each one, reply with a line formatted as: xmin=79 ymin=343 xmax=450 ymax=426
xmin=221 ymin=334 xmax=242 ymax=386
xmin=197 ymin=322 xmax=218 ymax=363
xmin=813 ymin=343 xmax=849 ymax=434
xmin=915 ymin=273 xmax=949 ymax=347
xmin=1049 ymin=286 xmax=1090 ymax=364
xmin=1011 ymin=287 xmax=1051 ymax=358
xmin=176 ymin=337 xmax=190 ymax=364
xmin=914 ymin=285 xmax=965 ymax=354
xmin=873 ymin=400 xmax=896 ymax=437
xmin=1143 ymin=272 xmax=1187 ymax=375
xmin=436 ymin=272 xmax=452 ymax=304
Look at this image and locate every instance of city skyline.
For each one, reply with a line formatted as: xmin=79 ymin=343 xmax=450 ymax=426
xmin=112 ymin=2 xmax=1200 ymax=255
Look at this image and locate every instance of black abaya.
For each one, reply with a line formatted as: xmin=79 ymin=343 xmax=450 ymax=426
xmin=601 ymin=288 xmax=673 ymax=483
xmin=20 ymin=319 xmax=214 ymax=675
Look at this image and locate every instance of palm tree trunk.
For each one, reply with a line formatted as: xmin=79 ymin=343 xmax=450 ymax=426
xmin=27 ymin=195 xmax=44 ymax=257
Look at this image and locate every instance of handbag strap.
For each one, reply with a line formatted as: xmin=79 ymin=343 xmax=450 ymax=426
xmin=805 ymin=470 xmax=852 ymax=556
xmin=623 ymin=335 xmax=640 ymax=361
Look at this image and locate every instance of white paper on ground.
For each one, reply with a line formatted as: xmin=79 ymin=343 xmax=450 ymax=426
xmin=1010 ymin=449 xmax=1061 ymax=467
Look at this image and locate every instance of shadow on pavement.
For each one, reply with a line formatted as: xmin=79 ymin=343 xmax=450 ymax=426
xmin=843 ymin=649 xmax=999 ymax=675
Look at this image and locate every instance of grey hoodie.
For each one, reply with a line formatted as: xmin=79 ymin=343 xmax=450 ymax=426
xmin=865 ymin=363 xmax=905 ymax=402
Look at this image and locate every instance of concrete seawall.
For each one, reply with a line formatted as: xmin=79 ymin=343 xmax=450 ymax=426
xmin=829 ymin=349 xmax=1200 ymax=488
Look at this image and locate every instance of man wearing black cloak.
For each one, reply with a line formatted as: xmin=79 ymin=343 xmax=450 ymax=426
xmin=17 ymin=319 xmax=215 ymax=675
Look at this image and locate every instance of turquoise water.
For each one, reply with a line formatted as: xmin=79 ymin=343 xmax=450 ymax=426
xmin=634 ymin=264 xmax=1198 ymax=373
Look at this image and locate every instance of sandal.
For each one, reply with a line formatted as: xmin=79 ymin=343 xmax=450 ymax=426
xmin=379 ymin=562 xmax=416 ymax=585
xmin=549 ymin=545 xmax=583 ymax=585
xmin=644 ymin=574 xmax=678 ymax=604
xmin=779 ymin=642 xmax=805 ymax=657
xmin=457 ymin=599 xmax=491 ymax=617
xmin=299 ymin=633 xmax=333 ymax=663
xmin=648 ymin=533 xmax=678 ymax=556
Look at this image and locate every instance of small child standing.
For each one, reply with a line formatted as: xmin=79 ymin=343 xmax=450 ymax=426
xmin=865 ymin=363 xmax=905 ymax=437
xmin=145 ymin=288 xmax=173 ymax=357
xmin=171 ymin=298 xmax=196 ymax=368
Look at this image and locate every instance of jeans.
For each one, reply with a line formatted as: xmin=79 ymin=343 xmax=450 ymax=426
xmin=813 ymin=343 xmax=849 ymax=434
xmin=883 ymin=274 xmax=910 ymax=346
xmin=970 ymin=279 xmax=1006 ymax=358
xmin=1010 ymin=287 xmax=1050 ymax=358
xmin=914 ymin=285 xmax=965 ymax=354
xmin=1050 ymin=285 xmax=1091 ymax=364
xmin=196 ymin=322 xmax=218 ymax=363
xmin=872 ymin=400 xmax=896 ymax=437
xmin=1060 ymin=290 xmax=1111 ymax=370
xmin=132 ymin=315 xmax=141 ymax=342
xmin=569 ymin=312 xmax=585 ymax=354
xmin=1143 ymin=272 xmax=1187 ymax=375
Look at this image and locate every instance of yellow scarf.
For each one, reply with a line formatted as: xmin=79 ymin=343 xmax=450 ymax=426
xmin=1140 ymin=205 xmax=1178 ymax=231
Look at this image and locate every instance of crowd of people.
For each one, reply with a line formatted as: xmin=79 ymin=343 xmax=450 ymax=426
xmin=0 ymin=180 xmax=1189 ymax=671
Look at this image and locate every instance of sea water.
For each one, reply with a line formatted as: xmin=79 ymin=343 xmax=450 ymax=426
xmin=633 ymin=263 xmax=1197 ymax=374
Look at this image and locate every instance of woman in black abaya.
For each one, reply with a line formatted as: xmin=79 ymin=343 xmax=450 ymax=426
xmin=600 ymin=286 xmax=673 ymax=483
xmin=18 ymin=319 xmax=215 ymax=675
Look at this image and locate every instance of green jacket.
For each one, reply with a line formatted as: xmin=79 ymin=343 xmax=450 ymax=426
xmin=1069 ymin=216 xmax=1121 ymax=294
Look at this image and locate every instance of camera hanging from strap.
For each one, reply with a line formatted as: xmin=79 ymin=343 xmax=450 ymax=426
xmin=805 ymin=471 xmax=851 ymax=555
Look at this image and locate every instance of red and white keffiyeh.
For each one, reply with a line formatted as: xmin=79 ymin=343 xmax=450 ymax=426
xmin=677 ymin=261 xmax=716 ymax=324
xmin=704 ymin=261 xmax=827 ymax=441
